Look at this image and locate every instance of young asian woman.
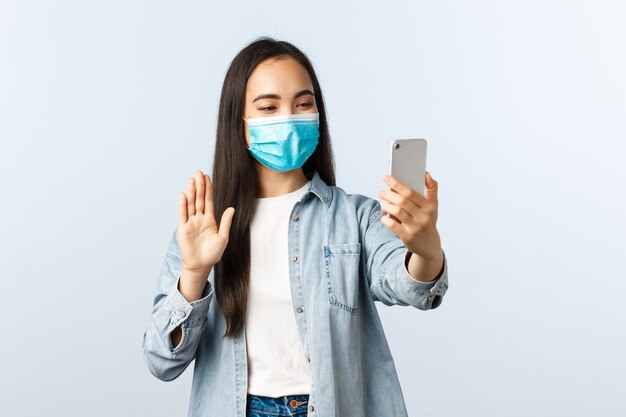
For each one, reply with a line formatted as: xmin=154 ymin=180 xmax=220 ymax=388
xmin=142 ymin=36 xmax=449 ymax=417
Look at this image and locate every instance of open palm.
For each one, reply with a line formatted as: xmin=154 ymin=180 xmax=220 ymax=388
xmin=177 ymin=170 xmax=235 ymax=272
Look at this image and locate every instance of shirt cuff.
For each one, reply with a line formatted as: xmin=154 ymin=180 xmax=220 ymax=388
xmin=396 ymin=248 xmax=448 ymax=303
xmin=163 ymin=275 xmax=214 ymax=330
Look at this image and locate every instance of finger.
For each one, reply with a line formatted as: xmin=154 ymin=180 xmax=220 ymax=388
xmin=378 ymin=188 xmax=419 ymax=217
xmin=187 ymin=177 xmax=196 ymax=216
xmin=218 ymin=207 xmax=236 ymax=241
xmin=204 ymin=174 xmax=215 ymax=220
xmin=425 ymin=171 xmax=439 ymax=205
xmin=380 ymin=211 xmax=405 ymax=238
xmin=178 ymin=192 xmax=188 ymax=225
xmin=383 ymin=174 xmax=428 ymax=207
xmin=380 ymin=202 xmax=413 ymax=225
xmin=195 ymin=170 xmax=205 ymax=214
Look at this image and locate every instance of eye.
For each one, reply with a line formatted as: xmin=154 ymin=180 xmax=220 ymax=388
xmin=260 ymin=105 xmax=277 ymax=111
xmin=298 ymin=102 xmax=313 ymax=108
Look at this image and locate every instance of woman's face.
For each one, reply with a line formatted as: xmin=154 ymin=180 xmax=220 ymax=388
xmin=243 ymin=56 xmax=318 ymax=148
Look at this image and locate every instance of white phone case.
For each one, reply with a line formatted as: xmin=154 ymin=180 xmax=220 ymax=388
xmin=389 ymin=139 xmax=427 ymax=196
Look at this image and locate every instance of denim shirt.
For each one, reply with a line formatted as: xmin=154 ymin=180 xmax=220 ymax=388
xmin=142 ymin=170 xmax=449 ymax=417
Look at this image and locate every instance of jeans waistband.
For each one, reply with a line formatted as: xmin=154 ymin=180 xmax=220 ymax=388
xmin=246 ymin=393 xmax=310 ymax=416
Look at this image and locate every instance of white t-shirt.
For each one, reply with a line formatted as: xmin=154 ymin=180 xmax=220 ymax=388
xmin=245 ymin=179 xmax=313 ymax=397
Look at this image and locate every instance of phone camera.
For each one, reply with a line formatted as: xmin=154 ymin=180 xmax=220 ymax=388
xmin=394 ymin=143 xmax=400 ymax=149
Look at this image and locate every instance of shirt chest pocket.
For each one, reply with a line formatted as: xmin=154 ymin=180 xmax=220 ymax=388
xmin=323 ymin=242 xmax=361 ymax=314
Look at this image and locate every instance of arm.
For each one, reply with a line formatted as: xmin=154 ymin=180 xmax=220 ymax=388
xmin=406 ymin=246 xmax=445 ymax=283
xmin=170 ymin=268 xmax=212 ymax=348
xmin=404 ymin=248 xmax=447 ymax=309
xmin=142 ymin=228 xmax=214 ymax=382
xmin=363 ymin=199 xmax=449 ymax=310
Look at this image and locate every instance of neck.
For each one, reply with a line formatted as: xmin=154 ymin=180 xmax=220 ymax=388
xmin=255 ymin=165 xmax=310 ymax=198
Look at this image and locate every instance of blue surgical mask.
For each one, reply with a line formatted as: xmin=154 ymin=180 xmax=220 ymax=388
xmin=242 ymin=112 xmax=320 ymax=173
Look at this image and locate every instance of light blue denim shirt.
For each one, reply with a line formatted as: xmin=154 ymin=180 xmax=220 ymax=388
xmin=142 ymin=170 xmax=449 ymax=417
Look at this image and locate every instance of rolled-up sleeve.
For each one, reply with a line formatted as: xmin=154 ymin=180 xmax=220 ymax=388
xmin=142 ymin=228 xmax=214 ymax=381
xmin=362 ymin=199 xmax=449 ymax=310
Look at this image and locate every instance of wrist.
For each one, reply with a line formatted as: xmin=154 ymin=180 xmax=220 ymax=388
xmin=182 ymin=264 xmax=212 ymax=275
xmin=181 ymin=265 xmax=212 ymax=284
xmin=178 ymin=268 xmax=211 ymax=303
xmin=406 ymin=248 xmax=444 ymax=282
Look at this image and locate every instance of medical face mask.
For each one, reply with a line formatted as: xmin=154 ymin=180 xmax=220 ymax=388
xmin=242 ymin=112 xmax=320 ymax=173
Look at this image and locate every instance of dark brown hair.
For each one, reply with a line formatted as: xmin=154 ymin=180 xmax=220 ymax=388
xmin=211 ymin=36 xmax=336 ymax=338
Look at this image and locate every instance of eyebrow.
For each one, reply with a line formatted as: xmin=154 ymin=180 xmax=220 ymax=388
xmin=252 ymin=89 xmax=315 ymax=103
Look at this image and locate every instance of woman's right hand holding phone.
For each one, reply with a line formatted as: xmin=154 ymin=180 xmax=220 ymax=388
xmin=177 ymin=170 xmax=235 ymax=299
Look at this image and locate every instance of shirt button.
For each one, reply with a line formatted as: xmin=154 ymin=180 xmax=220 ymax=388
xmin=296 ymin=306 xmax=303 ymax=313
xmin=179 ymin=311 xmax=186 ymax=318
xmin=291 ymin=213 xmax=299 ymax=221
xmin=291 ymin=255 xmax=298 ymax=262
xmin=308 ymin=405 xmax=314 ymax=412
xmin=307 ymin=355 xmax=310 ymax=362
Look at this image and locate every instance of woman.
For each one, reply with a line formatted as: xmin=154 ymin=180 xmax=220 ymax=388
xmin=143 ymin=36 xmax=449 ymax=417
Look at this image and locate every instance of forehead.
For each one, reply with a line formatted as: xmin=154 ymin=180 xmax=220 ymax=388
xmin=245 ymin=57 xmax=313 ymax=97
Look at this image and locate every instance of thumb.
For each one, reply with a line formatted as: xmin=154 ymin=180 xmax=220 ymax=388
xmin=218 ymin=207 xmax=236 ymax=241
xmin=425 ymin=171 xmax=439 ymax=205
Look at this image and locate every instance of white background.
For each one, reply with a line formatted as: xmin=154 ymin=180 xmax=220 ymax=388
xmin=1 ymin=1 xmax=625 ymax=416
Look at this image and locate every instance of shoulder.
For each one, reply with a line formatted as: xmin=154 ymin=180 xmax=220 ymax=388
xmin=328 ymin=184 xmax=382 ymax=224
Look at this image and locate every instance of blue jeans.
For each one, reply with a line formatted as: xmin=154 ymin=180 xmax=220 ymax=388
xmin=246 ymin=393 xmax=310 ymax=417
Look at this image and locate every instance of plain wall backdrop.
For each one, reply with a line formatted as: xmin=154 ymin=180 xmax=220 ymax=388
xmin=1 ymin=0 xmax=625 ymax=416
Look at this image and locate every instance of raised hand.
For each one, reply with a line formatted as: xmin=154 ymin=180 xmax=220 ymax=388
xmin=177 ymin=170 xmax=236 ymax=278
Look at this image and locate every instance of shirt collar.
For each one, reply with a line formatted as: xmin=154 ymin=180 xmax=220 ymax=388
xmin=304 ymin=170 xmax=333 ymax=208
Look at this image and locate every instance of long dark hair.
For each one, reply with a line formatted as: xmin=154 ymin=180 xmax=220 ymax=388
xmin=212 ymin=36 xmax=336 ymax=338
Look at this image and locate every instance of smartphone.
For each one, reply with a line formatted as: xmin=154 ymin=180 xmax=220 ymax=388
xmin=389 ymin=139 xmax=427 ymax=196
